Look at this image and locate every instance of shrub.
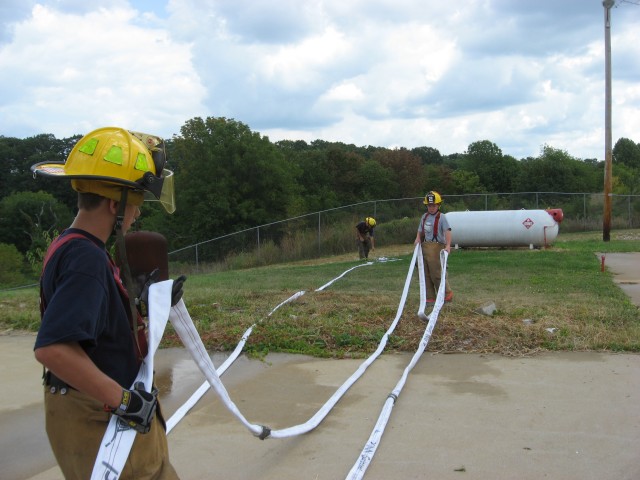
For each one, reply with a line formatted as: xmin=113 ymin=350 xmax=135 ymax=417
xmin=0 ymin=243 xmax=27 ymax=288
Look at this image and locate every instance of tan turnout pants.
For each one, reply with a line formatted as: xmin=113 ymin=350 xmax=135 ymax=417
xmin=357 ymin=234 xmax=372 ymax=259
xmin=44 ymin=386 xmax=179 ymax=480
xmin=421 ymin=242 xmax=452 ymax=301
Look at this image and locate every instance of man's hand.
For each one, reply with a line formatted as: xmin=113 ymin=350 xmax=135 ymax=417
xmin=109 ymin=382 xmax=158 ymax=434
xmin=137 ymin=271 xmax=186 ymax=311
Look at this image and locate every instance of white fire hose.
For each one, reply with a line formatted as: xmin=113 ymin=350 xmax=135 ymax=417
xmin=90 ymin=247 xmax=444 ymax=479
xmin=90 ymin=259 xmax=377 ymax=477
xmin=166 ymin=260 xmax=374 ymax=432
xmin=346 ymin=246 xmax=448 ymax=479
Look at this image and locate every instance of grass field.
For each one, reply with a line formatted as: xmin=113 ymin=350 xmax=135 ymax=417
xmin=1 ymin=230 xmax=639 ymax=357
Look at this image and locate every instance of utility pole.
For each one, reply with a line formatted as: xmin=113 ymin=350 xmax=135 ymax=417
xmin=602 ymin=0 xmax=615 ymax=241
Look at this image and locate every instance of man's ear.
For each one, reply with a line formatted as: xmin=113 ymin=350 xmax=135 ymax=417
xmin=108 ymin=199 xmax=119 ymax=215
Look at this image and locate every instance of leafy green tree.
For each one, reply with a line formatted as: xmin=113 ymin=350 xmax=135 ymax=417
xmin=0 ymin=243 xmax=26 ymax=287
xmin=611 ymin=140 xmax=638 ymax=196
xmin=450 ymin=170 xmax=486 ymax=195
xmin=359 ymin=160 xmax=396 ymax=200
xmin=613 ymin=137 xmax=640 ymax=169
xmin=372 ymin=148 xmax=424 ymax=199
xmin=612 ymin=163 xmax=640 ymax=195
xmin=325 ymin=148 xmax=366 ymax=204
xmin=411 ymin=146 xmax=443 ymax=165
xmin=422 ymin=164 xmax=458 ymax=194
xmin=25 ymin=228 xmax=60 ymax=276
xmin=0 ymin=191 xmax=72 ymax=253
xmin=275 ymin=139 xmax=311 ymax=152
xmin=443 ymin=152 xmax=467 ymax=170
xmin=168 ymin=117 xmax=298 ymax=247
xmin=284 ymin=149 xmax=339 ymax=214
xmin=283 ymin=141 xmax=387 ymax=207
xmin=515 ymin=145 xmax=601 ymax=193
xmin=0 ymin=134 xmax=79 ymax=210
xmin=465 ymin=140 xmax=519 ymax=192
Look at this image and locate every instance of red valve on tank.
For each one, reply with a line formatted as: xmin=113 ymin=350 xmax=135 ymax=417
xmin=546 ymin=209 xmax=564 ymax=223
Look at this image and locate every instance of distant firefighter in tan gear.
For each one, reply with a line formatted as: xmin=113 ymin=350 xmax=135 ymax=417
xmin=414 ymin=191 xmax=453 ymax=305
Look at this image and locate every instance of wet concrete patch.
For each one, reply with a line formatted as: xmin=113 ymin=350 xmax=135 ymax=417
xmin=4 ymin=340 xmax=640 ymax=479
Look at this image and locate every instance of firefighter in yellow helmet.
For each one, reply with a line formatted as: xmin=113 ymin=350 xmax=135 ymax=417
xmin=355 ymin=216 xmax=376 ymax=260
xmin=414 ymin=191 xmax=453 ymax=305
xmin=31 ymin=127 xmax=180 ymax=479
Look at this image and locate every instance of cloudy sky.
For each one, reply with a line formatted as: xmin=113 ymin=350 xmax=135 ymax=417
xmin=1 ymin=0 xmax=638 ymax=160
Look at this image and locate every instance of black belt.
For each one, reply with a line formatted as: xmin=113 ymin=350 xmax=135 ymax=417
xmin=43 ymin=370 xmax=75 ymax=394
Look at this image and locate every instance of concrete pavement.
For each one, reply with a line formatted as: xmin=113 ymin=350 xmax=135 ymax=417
xmin=2 ymin=253 xmax=639 ymax=480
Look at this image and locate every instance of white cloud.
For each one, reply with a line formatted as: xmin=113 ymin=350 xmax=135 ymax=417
xmin=0 ymin=3 xmax=206 ymax=138
xmin=1 ymin=0 xmax=639 ymax=160
xmin=320 ymin=82 xmax=364 ymax=103
xmin=259 ymin=26 xmax=351 ymax=89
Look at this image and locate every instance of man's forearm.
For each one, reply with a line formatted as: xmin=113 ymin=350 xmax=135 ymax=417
xmin=35 ymin=342 xmax=123 ymax=407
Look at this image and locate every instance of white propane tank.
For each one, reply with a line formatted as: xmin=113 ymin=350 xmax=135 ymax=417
xmin=446 ymin=209 xmax=563 ymax=249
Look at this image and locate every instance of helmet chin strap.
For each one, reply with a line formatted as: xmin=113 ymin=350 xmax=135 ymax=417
xmin=113 ymin=188 xmax=128 ymax=237
xmin=113 ymin=188 xmax=145 ymax=361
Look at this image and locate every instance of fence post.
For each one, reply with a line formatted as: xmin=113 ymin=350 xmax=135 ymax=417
xmin=195 ymin=244 xmax=199 ymax=271
xmin=583 ymin=194 xmax=587 ymax=231
xmin=318 ymin=212 xmax=321 ymax=257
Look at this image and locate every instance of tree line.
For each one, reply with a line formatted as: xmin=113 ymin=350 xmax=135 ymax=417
xmin=1 ymin=115 xmax=639 ymax=285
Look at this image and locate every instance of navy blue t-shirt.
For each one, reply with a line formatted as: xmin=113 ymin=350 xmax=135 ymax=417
xmin=35 ymin=228 xmax=139 ymax=389
xmin=356 ymin=221 xmax=374 ymax=236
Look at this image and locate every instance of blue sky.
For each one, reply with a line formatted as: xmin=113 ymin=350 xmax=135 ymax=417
xmin=1 ymin=0 xmax=639 ymax=160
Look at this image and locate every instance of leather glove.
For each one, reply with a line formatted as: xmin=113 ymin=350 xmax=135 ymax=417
xmin=135 ymin=269 xmax=160 ymax=317
xmin=109 ymin=382 xmax=158 ymax=434
xmin=171 ymin=275 xmax=187 ymax=306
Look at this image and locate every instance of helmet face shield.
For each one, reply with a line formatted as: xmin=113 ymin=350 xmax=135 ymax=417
xmin=158 ymin=169 xmax=176 ymax=214
xmin=144 ymin=168 xmax=176 ymax=213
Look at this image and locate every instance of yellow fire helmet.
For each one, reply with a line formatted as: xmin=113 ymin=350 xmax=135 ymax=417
xmin=365 ymin=217 xmax=376 ymax=228
xmin=423 ymin=191 xmax=442 ymax=206
xmin=30 ymin=127 xmax=176 ymax=214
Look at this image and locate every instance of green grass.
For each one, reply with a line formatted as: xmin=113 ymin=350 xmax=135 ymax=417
xmin=2 ymin=230 xmax=639 ymax=357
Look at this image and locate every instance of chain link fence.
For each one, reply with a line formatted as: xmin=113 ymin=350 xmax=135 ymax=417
xmin=168 ymin=192 xmax=640 ymax=272
xmin=1 ymin=192 xmax=638 ymax=289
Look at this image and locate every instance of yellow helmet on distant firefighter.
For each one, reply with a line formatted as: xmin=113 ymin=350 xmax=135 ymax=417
xmin=30 ymin=127 xmax=176 ymax=213
xmin=423 ymin=191 xmax=442 ymax=206
xmin=365 ymin=217 xmax=376 ymax=228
